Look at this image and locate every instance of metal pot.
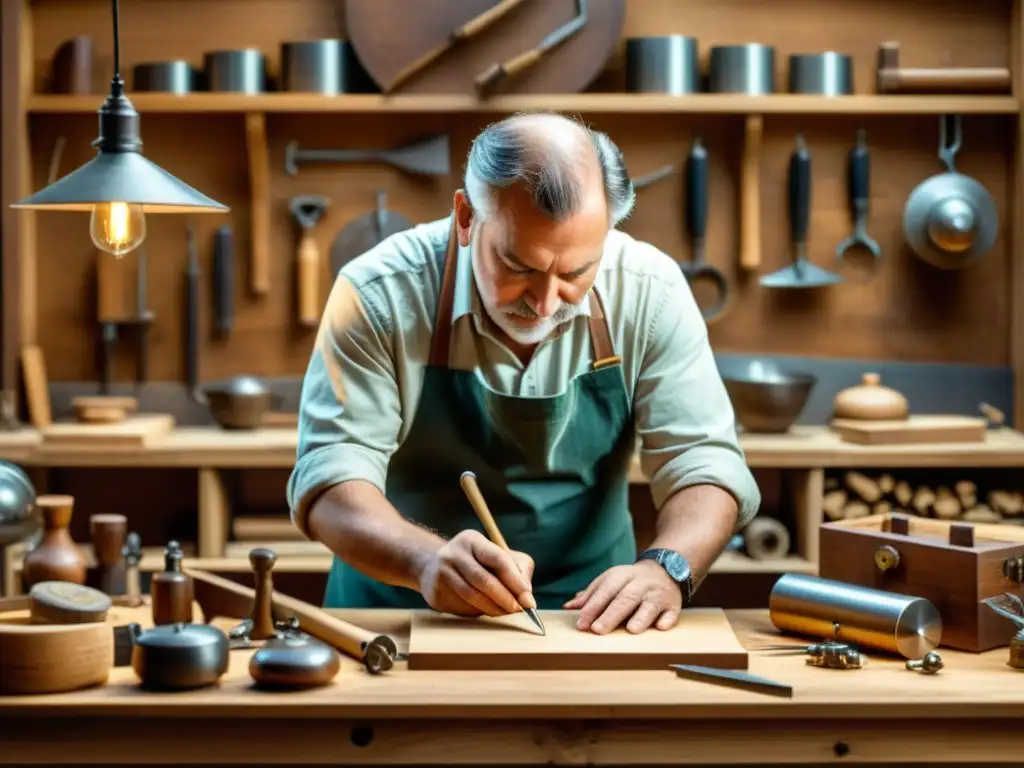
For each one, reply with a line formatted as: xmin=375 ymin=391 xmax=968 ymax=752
xmin=624 ymin=36 xmax=700 ymax=94
xmin=787 ymin=52 xmax=853 ymax=95
xmin=722 ymin=361 xmax=817 ymax=433
xmin=132 ymin=61 xmax=197 ymax=94
xmin=131 ymin=623 xmax=230 ymax=690
xmin=203 ymin=49 xmax=267 ymax=93
xmin=903 ymin=173 xmax=999 ymax=270
xmin=202 ymin=376 xmax=283 ymax=430
xmin=708 ymin=44 xmax=775 ymax=94
xmin=280 ymin=39 xmax=377 ymax=94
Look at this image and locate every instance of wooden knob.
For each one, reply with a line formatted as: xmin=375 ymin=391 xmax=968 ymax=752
xmin=36 ymin=494 xmax=75 ymax=529
xmin=249 ymin=547 xmax=277 ymax=641
xmin=861 ymin=373 xmax=881 ymax=386
xmin=250 ymin=548 xmax=277 ymax=573
xmin=90 ymin=514 xmax=127 ymax=566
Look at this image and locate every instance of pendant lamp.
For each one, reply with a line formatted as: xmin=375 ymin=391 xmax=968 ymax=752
xmin=11 ymin=0 xmax=228 ymax=258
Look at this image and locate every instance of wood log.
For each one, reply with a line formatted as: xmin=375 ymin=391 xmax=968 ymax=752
xmin=911 ymin=486 xmax=936 ymax=515
xmin=989 ymin=491 xmax=1023 ymax=517
xmin=873 ymin=501 xmax=892 ymax=516
xmin=823 ymin=490 xmax=848 ymax=521
xmin=844 ymin=501 xmax=870 ymax=519
xmin=845 ymin=471 xmax=882 ymax=503
xmin=955 ymin=480 xmax=977 ymax=509
xmin=933 ymin=486 xmax=962 ymax=520
xmin=962 ymin=504 xmax=1001 ymax=523
xmin=878 ymin=474 xmax=895 ymax=494
xmin=894 ymin=481 xmax=913 ymax=508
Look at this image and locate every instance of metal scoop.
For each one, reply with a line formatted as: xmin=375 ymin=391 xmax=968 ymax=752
xmin=760 ymin=135 xmax=844 ymax=289
xmin=682 ymin=137 xmax=729 ymax=321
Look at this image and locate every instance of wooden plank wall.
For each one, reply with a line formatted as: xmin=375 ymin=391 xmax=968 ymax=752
xmin=19 ymin=0 xmax=1016 ymax=386
xmin=1 ymin=0 xmax=1019 ymax=569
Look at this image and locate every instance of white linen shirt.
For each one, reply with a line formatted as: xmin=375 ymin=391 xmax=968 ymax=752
xmin=286 ymin=215 xmax=761 ymax=537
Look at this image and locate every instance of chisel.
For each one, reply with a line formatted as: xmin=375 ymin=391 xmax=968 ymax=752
xmin=459 ymin=470 xmax=545 ymax=635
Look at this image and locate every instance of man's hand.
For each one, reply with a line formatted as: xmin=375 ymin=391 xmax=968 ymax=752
xmin=563 ymin=560 xmax=682 ymax=634
xmin=417 ymin=529 xmax=536 ymax=617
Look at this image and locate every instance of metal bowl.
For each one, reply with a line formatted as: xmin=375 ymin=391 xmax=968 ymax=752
xmin=0 ymin=460 xmax=39 ymax=546
xmin=722 ymin=361 xmax=817 ymax=433
xmin=201 ymin=376 xmax=283 ymax=430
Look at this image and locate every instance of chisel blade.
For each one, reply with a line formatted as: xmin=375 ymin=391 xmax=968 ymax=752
xmin=670 ymin=664 xmax=793 ymax=698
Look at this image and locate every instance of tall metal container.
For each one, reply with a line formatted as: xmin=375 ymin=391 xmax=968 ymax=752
xmin=769 ymin=573 xmax=943 ymax=658
xmin=625 ymin=36 xmax=700 ymax=94
xmin=708 ymin=44 xmax=776 ymax=94
xmin=204 ymin=49 xmax=267 ymax=94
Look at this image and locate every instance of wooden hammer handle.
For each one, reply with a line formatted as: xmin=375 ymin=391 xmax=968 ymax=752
xmin=297 ymin=234 xmax=320 ymax=327
xmin=739 ymin=114 xmax=763 ymax=270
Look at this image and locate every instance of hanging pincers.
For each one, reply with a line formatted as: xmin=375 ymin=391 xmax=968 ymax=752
xmin=835 ymin=129 xmax=881 ymax=280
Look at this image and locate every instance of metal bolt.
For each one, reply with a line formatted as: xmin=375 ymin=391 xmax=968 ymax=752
xmin=906 ymin=651 xmax=943 ymax=674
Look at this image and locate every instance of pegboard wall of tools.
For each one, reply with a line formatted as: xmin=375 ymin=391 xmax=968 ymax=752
xmin=1 ymin=0 xmax=1018 ymax=414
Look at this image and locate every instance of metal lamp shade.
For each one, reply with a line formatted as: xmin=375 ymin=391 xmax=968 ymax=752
xmin=12 ymin=151 xmax=227 ymax=213
xmin=902 ymin=172 xmax=998 ymax=270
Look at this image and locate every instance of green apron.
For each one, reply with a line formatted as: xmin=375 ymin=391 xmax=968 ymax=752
xmin=323 ymin=220 xmax=637 ymax=609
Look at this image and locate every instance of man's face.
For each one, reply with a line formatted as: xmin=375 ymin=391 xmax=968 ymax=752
xmin=455 ymin=184 xmax=609 ymax=346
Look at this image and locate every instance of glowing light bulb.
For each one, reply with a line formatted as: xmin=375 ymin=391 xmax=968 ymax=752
xmin=90 ymin=202 xmax=146 ymax=258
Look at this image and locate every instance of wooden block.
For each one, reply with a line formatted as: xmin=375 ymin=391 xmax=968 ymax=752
xmin=40 ymin=414 xmax=175 ymax=448
xmin=830 ymin=415 xmax=987 ymax=446
xmin=407 ymin=608 xmax=748 ymax=671
xmin=820 ymin=513 xmax=1024 ymax=652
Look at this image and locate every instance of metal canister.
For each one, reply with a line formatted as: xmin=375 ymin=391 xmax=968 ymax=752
xmin=788 ymin=52 xmax=853 ymax=95
xmin=769 ymin=573 xmax=943 ymax=659
xmin=708 ymin=44 xmax=775 ymax=94
xmin=625 ymin=36 xmax=700 ymax=94
xmin=132 ymin=61 xmax=197 ymax=94
xmin=280 ymin=39 xmax=379 ymax=94
xmin=204 ymin=49 xmax=266 ymax=94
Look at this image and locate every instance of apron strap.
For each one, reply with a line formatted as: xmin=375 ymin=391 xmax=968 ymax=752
xmin=429 ymin=218 xmax=619 ymax=370
xmin=428 ymin=217 xmax=460 ymax=368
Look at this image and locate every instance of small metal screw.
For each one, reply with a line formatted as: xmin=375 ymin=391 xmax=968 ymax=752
xmin=906 ymin=651 xmax=944 ymax=674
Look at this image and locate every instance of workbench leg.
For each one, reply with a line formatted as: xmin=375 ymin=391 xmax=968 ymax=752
xmin=197 ymin=468 xmax=229 ymax=559
xmin=790 ymin=468 xmax=824 ymax=570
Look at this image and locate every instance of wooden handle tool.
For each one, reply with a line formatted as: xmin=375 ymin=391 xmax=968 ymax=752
xmin=385 ymin=0 xmax=526 ymax=92
xmin=740 ymin=114 xmax=763 ymax=271
xmin=245 ymin=113 xmax=271 ymax=296
xmin=290 ymin=195 xmax=330 ymax=327
xmin=459 ymin=471 xmax=545 ymax=635
xmin=187 ymin=567 xmax=400 ymax=674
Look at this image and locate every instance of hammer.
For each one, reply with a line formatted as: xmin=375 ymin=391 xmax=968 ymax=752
xmin=290 ymin=195 xmax=330 ymax=327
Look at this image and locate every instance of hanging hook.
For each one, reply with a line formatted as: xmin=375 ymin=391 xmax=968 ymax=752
xmin=938 ymin=114 xmax=962 ymax=173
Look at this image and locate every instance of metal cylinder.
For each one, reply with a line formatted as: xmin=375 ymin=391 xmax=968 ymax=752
xmin=280 ymin=40 xmax=379 ymax=94
xmin=708 ymin=44 xmax=775 ymax=94
xmin=203 ymin=49 xmax=266 ymax=94
xmin=769 ymin=573 xmax=942 ymax=659
xmin=132 ymin=61 xmax=197 ymax=94
xmin=625 ymin=36 xmax=700 ymax=95
xmin=788 ymin=52 xmax=853 ymax=95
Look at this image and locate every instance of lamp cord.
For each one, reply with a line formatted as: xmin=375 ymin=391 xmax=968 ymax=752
xmin=111 ymin=0 xmax=123 ymax=95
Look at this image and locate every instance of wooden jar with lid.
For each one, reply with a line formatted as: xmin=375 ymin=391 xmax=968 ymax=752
xmin=832 ymin=373 xmax=909 ymax=421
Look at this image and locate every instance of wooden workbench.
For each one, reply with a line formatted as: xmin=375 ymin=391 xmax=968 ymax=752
xmin=1 ymin=607 xmax=1022 ymax=765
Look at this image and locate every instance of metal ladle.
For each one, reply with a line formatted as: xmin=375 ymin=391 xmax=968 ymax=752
xmin=682 ymin=137 xmax=729 ymax=321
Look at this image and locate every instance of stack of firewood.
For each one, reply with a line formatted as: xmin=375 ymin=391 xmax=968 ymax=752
xmin=823 ymin=472 xmax=1023 ymax=524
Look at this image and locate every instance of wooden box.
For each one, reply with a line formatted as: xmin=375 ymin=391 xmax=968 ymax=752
xmin=819 ymin=513 xmax=1024 ymax=652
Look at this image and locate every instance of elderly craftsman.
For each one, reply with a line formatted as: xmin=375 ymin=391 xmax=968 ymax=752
xmin=287 ymin=112 xmax=760 ymax=635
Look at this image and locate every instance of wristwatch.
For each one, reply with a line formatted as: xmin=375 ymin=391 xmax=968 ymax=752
xmin=637 ymin=548 xmax=694 ymax=606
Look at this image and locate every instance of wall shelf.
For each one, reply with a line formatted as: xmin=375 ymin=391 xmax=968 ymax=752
xmin=26 ymin=93 xmax=1022 ymax=116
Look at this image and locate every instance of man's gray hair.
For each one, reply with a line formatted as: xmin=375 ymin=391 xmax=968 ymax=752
xmin=463 ymin=113 xmax=636 ymax=227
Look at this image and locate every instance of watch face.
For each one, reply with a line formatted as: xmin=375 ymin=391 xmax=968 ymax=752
xmin=658 ymin=550 xmax=691 ymax=584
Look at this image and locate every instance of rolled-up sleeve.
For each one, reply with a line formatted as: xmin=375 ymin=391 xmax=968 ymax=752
xmin=286 ymin=276 xmax=403 ymax=538
xmin=633 ymin=277 xmax=761 ymax=530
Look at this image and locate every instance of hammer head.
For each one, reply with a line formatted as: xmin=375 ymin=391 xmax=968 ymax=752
xmin=289 ymin=195 xmax=330 ymax=230
xmin=284 ymin=140 xmax=299 ymax=176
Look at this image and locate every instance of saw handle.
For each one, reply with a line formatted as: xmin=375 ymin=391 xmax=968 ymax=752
xmin=788 ymin=136 xmax=811 ymax=247
xmin=297 ymin=234 xmax=320 ymax=327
